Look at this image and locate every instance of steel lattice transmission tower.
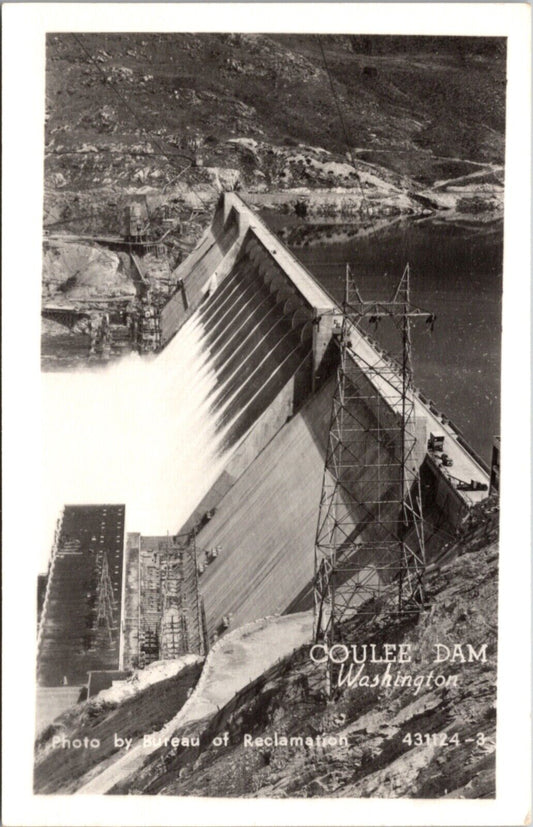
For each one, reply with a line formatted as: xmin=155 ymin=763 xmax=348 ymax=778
xmin=95 ymin=552 xmax=117 ymax=644
xmin=313 ymin=263 xmax=435 ymax=650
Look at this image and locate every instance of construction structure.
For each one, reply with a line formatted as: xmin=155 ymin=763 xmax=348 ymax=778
xmin=37 ymin=505 xmax=125 ymax=687
xmin=41 ymin=200 xmax=189 ymax=363
xmin=313 ymin=264 xmax=435 ymax=663
xmin=36 ymin=510 xmax=206 ymax=732
xmin=121 ymin=533 xmax=207 ymax=671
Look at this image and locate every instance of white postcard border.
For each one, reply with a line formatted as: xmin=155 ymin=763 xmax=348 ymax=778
xmin=2 ymin=3 xmax=531 ymax=826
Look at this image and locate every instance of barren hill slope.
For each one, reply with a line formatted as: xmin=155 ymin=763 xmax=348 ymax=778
xmin=120 ymin=497 xmax=498 ymax=798
xmin=45 ymin=33 xmax=505 ymax=195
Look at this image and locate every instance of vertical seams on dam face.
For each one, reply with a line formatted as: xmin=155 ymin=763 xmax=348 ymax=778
xmin=159 ymin=206 xmax=241 ymax=345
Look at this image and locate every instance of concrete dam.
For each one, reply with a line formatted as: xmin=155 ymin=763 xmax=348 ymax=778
xmin=122 ymin=192 xmax=490 ymax=647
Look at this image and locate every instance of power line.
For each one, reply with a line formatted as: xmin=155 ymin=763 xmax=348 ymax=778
xmin=313 ymin=264 xmax=431 ymax=694
xmin=71 ymin=34 xmax=184 ymax=165
xmin=69 ymin=33 xmax=216 ymax=212
xmin=315 ymin=37 xmax=369 ymax=212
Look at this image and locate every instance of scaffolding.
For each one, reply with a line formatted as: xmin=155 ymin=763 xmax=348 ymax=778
xmin=137 ymin=533 xmax=205 ymax=667
xmin=138 ymin=551 xmax=161 ymax=667
xmin=160 ymin=538 xmax=188 ymax=660
xmin=314 ymin=263 xmax=434 ymax=655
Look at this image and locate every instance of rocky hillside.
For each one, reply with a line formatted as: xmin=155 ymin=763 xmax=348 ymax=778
xmin=44 ymin=33 xmax=506 ymax=232
xmin=34 ymin=659 xmax=203 ymax=794
xmin=35 ymin=497 xmax=499 ymax=798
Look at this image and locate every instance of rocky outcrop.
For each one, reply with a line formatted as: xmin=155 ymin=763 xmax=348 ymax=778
xmin=42 ymin=241 xmax=136 ymax=300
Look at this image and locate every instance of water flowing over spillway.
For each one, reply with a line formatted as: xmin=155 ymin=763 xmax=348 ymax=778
xmin=41 ymin=231 xmax=316 ymax=569
xmin=41 ymin=310 xmax=227 ymax=568
xmin=198 ymin=254 xmax=314 ymax=449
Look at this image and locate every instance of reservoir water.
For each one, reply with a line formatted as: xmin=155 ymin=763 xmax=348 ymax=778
xmin=264 ymin=214 xmax=503 ymax=464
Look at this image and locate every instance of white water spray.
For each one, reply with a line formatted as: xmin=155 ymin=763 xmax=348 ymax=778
xmin=41 ymin=311 xmax=227 ymax=570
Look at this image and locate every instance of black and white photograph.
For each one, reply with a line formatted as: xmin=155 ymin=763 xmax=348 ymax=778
xmin=2 ymin=4 xmax=531 ymax=825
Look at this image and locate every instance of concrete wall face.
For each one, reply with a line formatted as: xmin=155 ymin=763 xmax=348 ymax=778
xmin=196 ymin=378 xmax=335 ymax=639
xmin=121 ymin=533 xmax=140 ymax=672
xmin=427 ymin=458 xmax=469 ymax=528
xmin=191 ymin=371 xmax=465 ymax=640
xmin=179 ymin=372 xmax=303 ymax=538
xmin=191 ymin=367 xmax=450 ymax=640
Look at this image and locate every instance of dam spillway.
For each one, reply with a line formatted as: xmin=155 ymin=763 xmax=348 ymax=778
xmin=120 ymin=192 xmax=491 ymax=646
xmin=37 ymin=193 xmax=492 ymax=689
xmin=198 ymin=240 xmax=315 ymax=449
